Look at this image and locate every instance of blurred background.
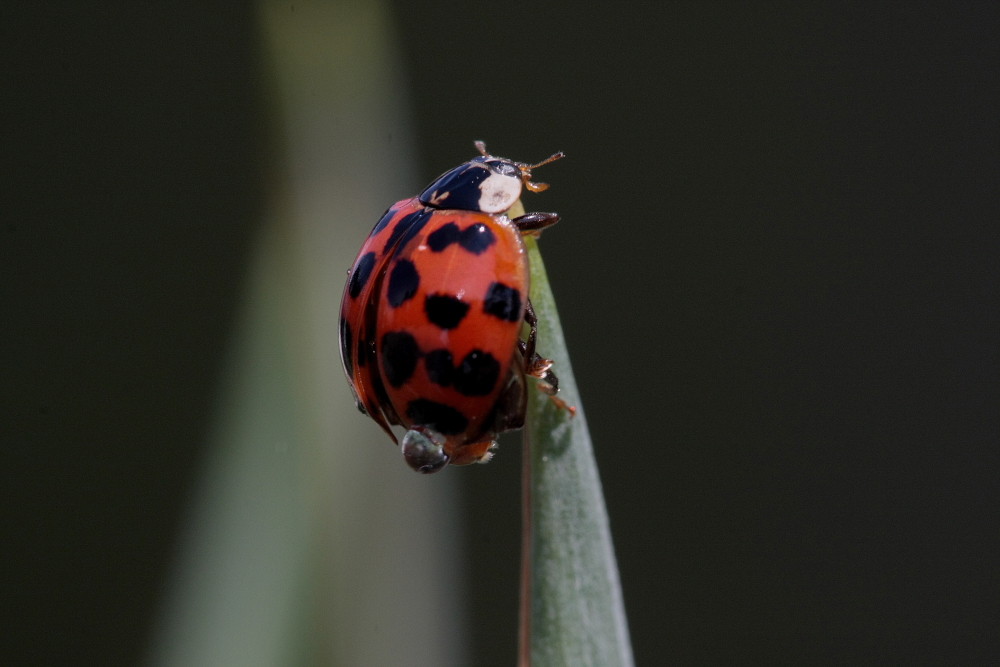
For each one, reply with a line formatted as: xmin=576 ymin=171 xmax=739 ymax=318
xmin=3 ymin=2 xmax=997 ymax=665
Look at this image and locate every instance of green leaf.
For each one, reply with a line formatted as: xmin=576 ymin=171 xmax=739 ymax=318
xmin=513 ymin=202 xmax=635 ymax=667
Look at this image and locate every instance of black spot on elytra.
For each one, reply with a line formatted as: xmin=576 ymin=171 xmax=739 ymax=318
xmin=427 ymin=223 xmax=460 ymax=251
xmin=356 ymin=342 xmax=366 ymax=366
xmin=387 ymin=259 xmax=419 ymax=308
xmin=381 ymin=331 xmax=420 ymax=387
xmin=483 ymin=282 xmax=522 ymax=322
xmin=357 ymin=321 xmax=379 ymax=369
xmin=426 ymin=221 xmax=496 ymax=255
xmin=406 ymin=399 xmax=468 ymax=435
xmin=425 ymin=294 xmax=469 ymax=329
xmin=425 ymin=349 xmax=454 ymax=386
xmin=358 ymin=292 xmax=379 ymax=369
xmin=370 ymin=207 xmax=396 ymax=237
xmin=454 ymin=349 xmax=500 ymax=396
xmin=459 ymin=223 xmax=496 ymax=254
xmin=424 ymin=348 xmax=499 ymax=396
xmin=339 ymin=317 xmax=353 ymax=376
xmin=348 ymin=252 xmax=376 ymax=299
xmin=382 ymin=209 xmax=432 ymax=255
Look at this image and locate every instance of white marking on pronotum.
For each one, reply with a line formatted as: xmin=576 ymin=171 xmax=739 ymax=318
xmin=477 ymin=172 xmax=523 ymax=213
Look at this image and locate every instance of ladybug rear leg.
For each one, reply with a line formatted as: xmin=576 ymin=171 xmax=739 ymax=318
xmin=519 ymin=299 xmax=577 ymax=416
xmin=513 ymin=211 xmax=560 ymax=238
xmin=491 ymin=366 xmax=527 ymax=432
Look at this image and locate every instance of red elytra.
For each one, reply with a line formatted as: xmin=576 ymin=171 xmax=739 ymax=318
xmin=339 ymin=142 xmax=568 ymax=473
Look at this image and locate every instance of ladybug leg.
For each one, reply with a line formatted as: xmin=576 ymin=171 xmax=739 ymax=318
xmin=491 ymin=366 xmax=527 ymax=432
xmin=450 ymin=439 xmax=498 ymax=466
xmin=519 ymin=299 xmax=577 ymax=416
xmin=520 ymin=299 xmax=555 ymax=392
xmin=512 ymin=211 xmax=560 ymax=238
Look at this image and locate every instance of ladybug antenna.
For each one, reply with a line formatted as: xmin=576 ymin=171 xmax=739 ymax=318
xmin=525 ymin=150 xmax=566 ymax=171
xmin=473 ymin=140 xmax=565 ymax=193
xmin=518 ymin=150 xmax=565 ymax=193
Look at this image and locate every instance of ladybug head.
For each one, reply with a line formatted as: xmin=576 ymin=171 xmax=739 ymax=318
xmin=418 ymin=141 xmax=564 ymax=215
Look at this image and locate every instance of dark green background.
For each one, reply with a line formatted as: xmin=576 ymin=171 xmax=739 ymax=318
xmin=4 ymin=2 xmax=997 ymax=664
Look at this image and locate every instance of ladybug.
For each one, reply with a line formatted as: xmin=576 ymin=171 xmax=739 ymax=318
xmin=339 ymin=141 xmax=567 ymax=473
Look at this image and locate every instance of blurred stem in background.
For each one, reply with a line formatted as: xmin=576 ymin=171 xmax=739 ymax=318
xmin=147 ymin=3 xmax=467 ymax=665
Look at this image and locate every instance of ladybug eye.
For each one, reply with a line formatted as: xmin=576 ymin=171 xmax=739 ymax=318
xmin=401 ymin=427 xmax=449 ymax=474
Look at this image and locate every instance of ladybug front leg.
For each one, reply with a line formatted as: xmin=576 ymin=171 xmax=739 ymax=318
xmin=513 ymin=211 xmax=560 ymax=238
xmin=519 ymin=299 xmax=555 ymax=393
xmin=519 ymin=300 xmax=576 ymax=416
